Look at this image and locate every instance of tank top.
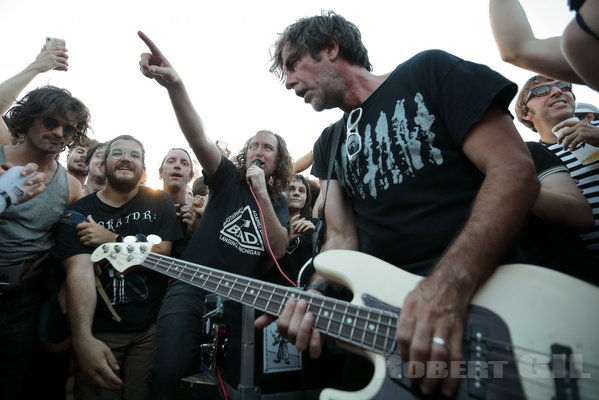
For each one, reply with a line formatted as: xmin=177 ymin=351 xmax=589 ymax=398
xmin=0 ymin=145 xmax=69 ymax=266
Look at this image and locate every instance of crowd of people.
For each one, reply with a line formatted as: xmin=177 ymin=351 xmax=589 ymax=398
xmin=1 ymin=1 xmax=598 ymax=400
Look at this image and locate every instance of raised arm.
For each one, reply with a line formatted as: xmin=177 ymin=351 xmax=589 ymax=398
xmin=397 ymin=106 xmax=539 ymax=396
xmin=0 ymin=45 xmax=69 ymax=144
xmin=489 ymin=0 xmax=583 ymax=83
xmin=137 ymin=31 xmax=221 ymax=177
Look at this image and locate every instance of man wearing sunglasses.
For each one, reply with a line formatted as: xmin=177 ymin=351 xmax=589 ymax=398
xmin=0 ymin=86 xmax=90 ymax=398
xmin=256 ymin=11 xmax=541 ymax=397
xmin=53 ymin=134 xmax=184 ymax=399
xmin=515 ymin=74 xmax=599 ymax=258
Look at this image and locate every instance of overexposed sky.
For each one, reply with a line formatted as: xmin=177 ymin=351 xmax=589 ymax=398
xmin=3 ymin=0 xmax=598 ymax=189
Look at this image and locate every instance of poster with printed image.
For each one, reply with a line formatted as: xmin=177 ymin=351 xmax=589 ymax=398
xmin=263 ymin=321 xmax=302 ymax=373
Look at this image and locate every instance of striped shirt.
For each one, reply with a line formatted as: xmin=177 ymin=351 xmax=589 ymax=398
xmin=543 ymin=142 xmax=599 ymax=256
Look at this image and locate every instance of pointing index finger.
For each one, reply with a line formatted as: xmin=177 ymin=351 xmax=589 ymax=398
xmin=138 ymin=31 xmax=162 ymax=56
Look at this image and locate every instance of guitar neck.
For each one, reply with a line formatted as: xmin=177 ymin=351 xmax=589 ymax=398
xmin=143 ymin=252 xmax=397 ymax=354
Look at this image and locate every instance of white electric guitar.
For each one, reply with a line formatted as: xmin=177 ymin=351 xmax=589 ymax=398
xmin=92 ymin=238 xmax=599 ymax=399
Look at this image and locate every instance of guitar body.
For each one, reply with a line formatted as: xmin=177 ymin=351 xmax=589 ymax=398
xmin=314 ymin=250 xmax=599 ymax=400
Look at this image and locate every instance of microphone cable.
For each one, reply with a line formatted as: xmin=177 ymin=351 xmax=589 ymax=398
xmin=248 ymin=161 xmax=297 ymax=287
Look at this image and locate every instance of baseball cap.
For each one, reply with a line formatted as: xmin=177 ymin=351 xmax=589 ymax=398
xmin=575 ymin=102 xmax=599 ymax=119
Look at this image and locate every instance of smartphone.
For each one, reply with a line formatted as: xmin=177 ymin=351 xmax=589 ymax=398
xmin=45 ymin=37 xmax=66 ymax=50
xmin=216 ymin=140 xmax=228 ymax=152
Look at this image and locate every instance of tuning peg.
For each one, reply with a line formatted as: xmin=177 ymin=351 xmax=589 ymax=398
xmin=147 ymin=234 xmax=162 ymax=245
xmin=135 ymin=234 xmax=147 ymax=243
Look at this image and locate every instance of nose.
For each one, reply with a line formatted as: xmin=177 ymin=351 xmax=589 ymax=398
xmin=284 ymin=72 xmax=296 ymax=90
xmin=550 ymin=85 xmax=569 ymax=96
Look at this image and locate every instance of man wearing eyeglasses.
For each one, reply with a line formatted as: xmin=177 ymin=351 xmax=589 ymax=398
xmin=0 ymin=84 xmax=90 ymax=398
xmin=255 ymin=11 xmax=541 ymax=397
xmin=515 ymin=75 xmax=599 ymax=258
xmin=52 ymin=134 xmax=184 ymax=399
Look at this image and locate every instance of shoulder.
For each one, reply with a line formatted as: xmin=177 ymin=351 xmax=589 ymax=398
xmin=67 ymin=173 xmax=84 ymax=205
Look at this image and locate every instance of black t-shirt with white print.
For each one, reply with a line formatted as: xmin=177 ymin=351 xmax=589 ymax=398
xmin=312 ymin=50 xmax=517 ymax=274
xmin=181 ymin=156 xmax=289 ymax=279
xmin=53 ymin=186 xmax=184 ymax=333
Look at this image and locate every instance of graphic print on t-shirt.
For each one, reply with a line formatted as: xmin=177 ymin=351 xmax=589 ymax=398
xmin=341 ymin=93 xmax=443 ymax=200
xmin=219 ymin=205 xmax=265 ymax=256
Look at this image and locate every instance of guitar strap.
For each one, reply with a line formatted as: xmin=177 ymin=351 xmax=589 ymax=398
xmin=301 ymin=120 xmax=343 ymax=287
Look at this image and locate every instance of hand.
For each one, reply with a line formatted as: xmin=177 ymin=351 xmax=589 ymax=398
xmin=558 ymin=119 xmax=599 ymax=151
xmin=246 ymin=164 xmax=267 ymax=196
xmin=179 ymin=204 xmax=198 ymax=236
xmin=290 ymin=215 xmax=315 ymax=241
xmin=255 ymin=296 xmax=325 ymax=359
xmin=138 ymin=31 xmax=181 ymax=87
xmin=396 ymin=275 xmax=467 ymax=397
xmin=76 ymin=215 xmax=116 ymax=247
xmin=191 ymin=195 xmax=207 ymax=219
xmin=0 ymin=162 xmax=47 ymax=204
xmin=73 ymin=336 xmax=124 ymax=390
xmin=31 ymin=45 xmax=69 ymax=72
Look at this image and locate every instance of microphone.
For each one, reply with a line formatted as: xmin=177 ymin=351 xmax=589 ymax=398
xmin=252 ymin=159 xmax=264 ymax=167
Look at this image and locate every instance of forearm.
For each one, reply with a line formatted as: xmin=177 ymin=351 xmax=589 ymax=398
xmin=489 ymin=0 xmax=582 ymax=82
xmin=431 ymin=166 xmax=538 ymax=298
xmin=533 ymin=187 xmax=594 ymax=232
xmin=0 ymin=62 xmax=44 ymax=114
xmin=256 ymin=193 xmax=288 ymax=259
xmin=64 ymin=257 xmax=98 ymax=343
xmin=166 ymin=82 xmax=220 ymax=174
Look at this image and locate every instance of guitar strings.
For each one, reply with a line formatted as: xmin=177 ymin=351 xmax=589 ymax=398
xmin=143 ymin=252 xmax=599 ymax=363
xmin=141 ymin=252 xmax=599 ymax=393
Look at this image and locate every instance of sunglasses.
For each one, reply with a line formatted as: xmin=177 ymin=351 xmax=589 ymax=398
xmin=108 ymin=147 xmax=143 ymax=160
xmin=525 ymin=82 xmax=572 ymax=104
xmin=41 ymin=116 xmax=79 ymax=136
xmin=346 ymin=107 xmax=363 ymax=162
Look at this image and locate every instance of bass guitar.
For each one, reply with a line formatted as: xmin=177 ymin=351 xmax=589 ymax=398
xmin=92 ymin=239 xmax=599 ymax=399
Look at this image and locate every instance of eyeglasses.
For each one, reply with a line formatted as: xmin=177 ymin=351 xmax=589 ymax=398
xmin=345 ymin=107 xmax=363 ymax=162
xmin=108 ymin=147 xmax=143 ymax=160
xmin=41 ymin=116 xmax=79 ymax=136
xmin=525 ymin=82 xmax=572 ymax=104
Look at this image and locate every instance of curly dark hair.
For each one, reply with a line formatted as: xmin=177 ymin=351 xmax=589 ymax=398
xmin=515 ymin=75 xmax=576 ymax=132
xmin=269 ymin=10 xmax=372 ymax=80
xmin=4 ymin=85 xmax=91 ymax=148
xmin=236 ymin=130 xmax=294 ymax=201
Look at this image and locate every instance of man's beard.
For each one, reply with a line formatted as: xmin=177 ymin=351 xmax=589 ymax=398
xmin=68 ymin=164 xmax=89 ymax=177
xmin=106 ymin=169 xmax=141 ymax=192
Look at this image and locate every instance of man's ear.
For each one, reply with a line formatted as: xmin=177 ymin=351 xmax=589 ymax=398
xmin=523 ymin=109 xmax=534 ymax=122
xmin=326 ymin=39 xmax=340 ymax=60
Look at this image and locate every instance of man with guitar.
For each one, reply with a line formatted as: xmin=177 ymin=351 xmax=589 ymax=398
xmin=255 ymin=11 xmax=540 ymax=397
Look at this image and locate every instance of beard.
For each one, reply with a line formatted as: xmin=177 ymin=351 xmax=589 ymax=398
xmin=106 ymin=168 xmax=142 ymax=192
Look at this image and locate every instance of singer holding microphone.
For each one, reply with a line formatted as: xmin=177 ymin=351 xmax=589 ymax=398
xmin=137 ymin=31 xmax=294 ymax=399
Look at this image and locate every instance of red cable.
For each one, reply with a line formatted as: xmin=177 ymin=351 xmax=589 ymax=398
xmin=216 ymin=368 xmax=229 ymax=400
xmin=249 ymin=183 xmax=297 ymax=287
